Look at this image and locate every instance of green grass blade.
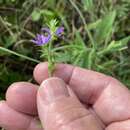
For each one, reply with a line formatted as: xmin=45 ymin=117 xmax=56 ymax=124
xmin=68 ymin=0 xmax=95 ymax=48
xmin=0 ymin=47 xmax=40 ymax=63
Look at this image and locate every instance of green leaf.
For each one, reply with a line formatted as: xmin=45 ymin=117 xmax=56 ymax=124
xmin=40 ymin=10 xmax=54 ymax=16
xmin=82 ymin=0 xmax=94 ymax=11
xmin=55 ymin=52 xmax=71 ymax=63
xmin=95 ymin=11 xmax=116 ymax=43
xmin=107 ymin=36 xmax=130 ymax=52
xmin=46 ymin=0 xmax=56 ymax=8
xmin=88 ymin=19 xmax=102 ymax=30
xmin=99 ymin=36 xmax=130 ymax=55
xmin=75 ymin=31 xmax=86 ymax=48
xmin=31 ymin=9 xmax=41 ymax=21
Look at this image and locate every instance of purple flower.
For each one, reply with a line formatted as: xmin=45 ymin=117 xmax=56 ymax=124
xmin=55 ymin=27 xmax=64 ymax=37
xmin=41 ymin=27 xmax=50 ymax=34
xmin=31 ymin=28 xmax=51 ymax=46
xmin=31 ymin=27 xmax=64 ymax=46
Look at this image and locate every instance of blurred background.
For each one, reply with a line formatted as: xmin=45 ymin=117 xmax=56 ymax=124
xmin=0 ymin=0 xmax=130 ymax=100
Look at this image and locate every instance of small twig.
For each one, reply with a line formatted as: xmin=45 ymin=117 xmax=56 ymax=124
xmin=14 ymin=39 xmax=32 ymax=48
xmin=0 ymin=7 xmax=20 ymax=12
xmin=0 ymin=16 xmax=14 ymax=36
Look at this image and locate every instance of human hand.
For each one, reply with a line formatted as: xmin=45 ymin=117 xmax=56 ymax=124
xmin=0 ymin=62 xmax=130 ymax=130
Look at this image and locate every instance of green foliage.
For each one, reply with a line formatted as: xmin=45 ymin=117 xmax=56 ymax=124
xmin=0 ymin=64 xmax=31 ymax=99
xmin=94 ymin=11 xmax=116 ymax=43
xmin=82 ymin=0 xmax=94 ymax=11
xmin=31 ymin=9 xmax=55 ymax=21
xmin=0 ymin=0 xmax=130 ymax=100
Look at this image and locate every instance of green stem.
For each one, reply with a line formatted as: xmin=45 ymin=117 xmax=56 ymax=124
xmin=48 ymin=40 xmax=54 ymax=77
xmin=0 ymin=46 xmax=40 ymax=63
xmin=52 ymin=45 xmax=75 ymax=52
xmin=0 ymin=16 xmax=14 ymax=36
xmin=48 ymin=41 xmax=52 ymax=77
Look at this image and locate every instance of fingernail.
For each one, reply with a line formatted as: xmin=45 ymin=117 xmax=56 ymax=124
xmin=39 ymin=77 xmax=69 ymax=104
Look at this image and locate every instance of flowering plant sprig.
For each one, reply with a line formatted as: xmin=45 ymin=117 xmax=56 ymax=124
xmin=31 ymin=19 xmax=64 ymax=77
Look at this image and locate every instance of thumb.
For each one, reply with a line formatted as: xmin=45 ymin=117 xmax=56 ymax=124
xmin=37 ymin=77 xmax=102 ymax=130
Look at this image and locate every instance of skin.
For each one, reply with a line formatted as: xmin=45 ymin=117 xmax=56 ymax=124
xmin=0 ymin=62 xmax=130 ymax=130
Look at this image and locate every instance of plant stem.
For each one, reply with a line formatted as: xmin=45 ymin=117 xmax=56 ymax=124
xmin=0 ymin=46 xmax=40 ymax=63
xmin=48 ymin=40 xmax=54 ymax=77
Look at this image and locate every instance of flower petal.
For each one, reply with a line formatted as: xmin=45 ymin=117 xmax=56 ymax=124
xmin=41 ymin=28 xmax=50 ymax=34
xmin=55 ymin=27 xmax=64 ymax=37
